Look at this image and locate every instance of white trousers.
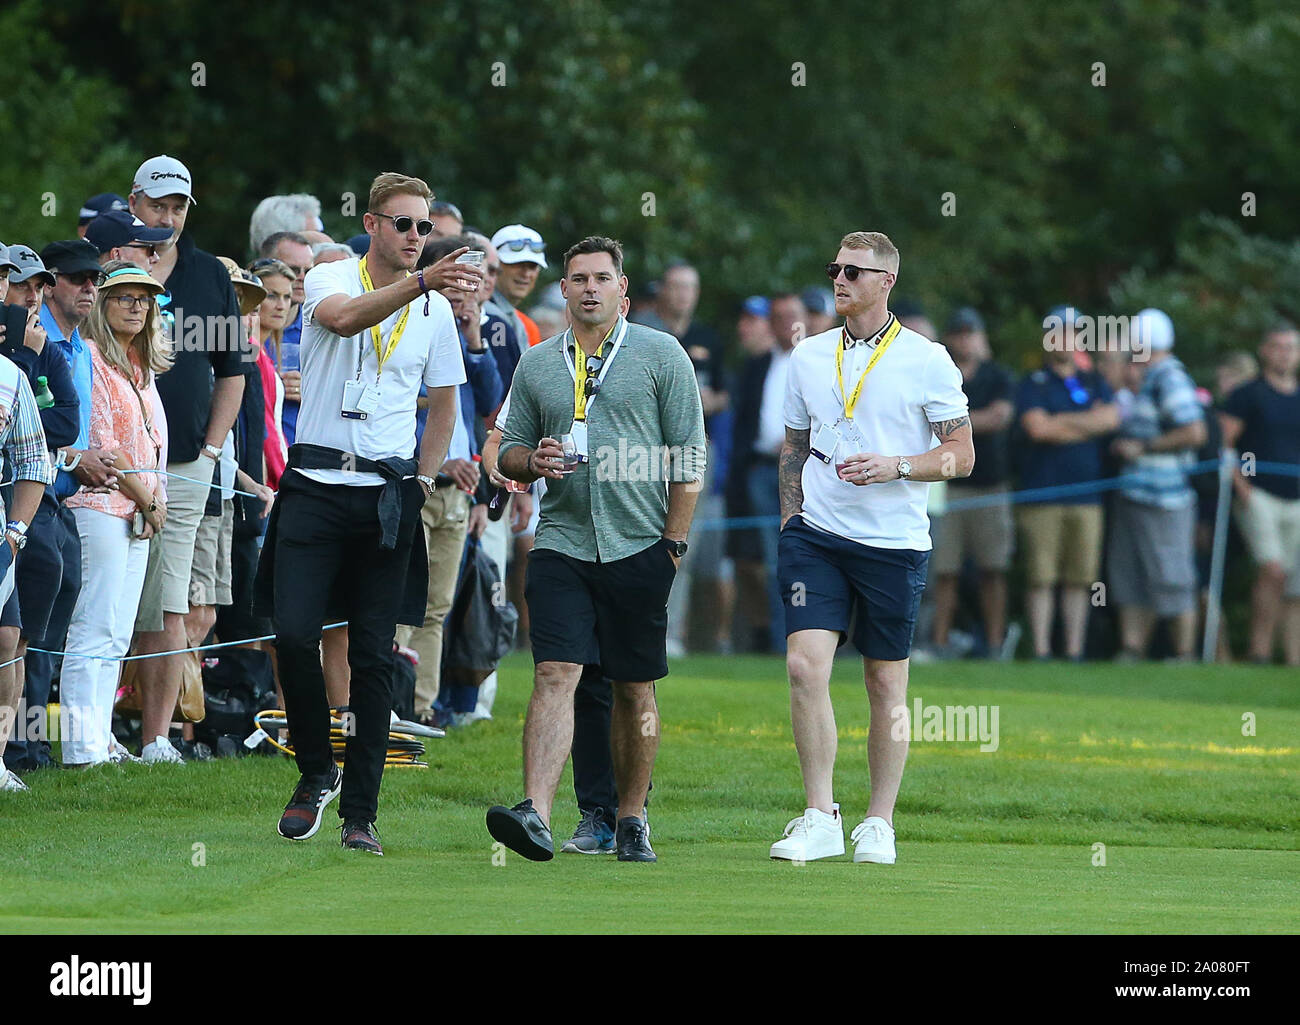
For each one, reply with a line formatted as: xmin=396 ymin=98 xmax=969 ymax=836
xmin=60 ymin=508 xmax=150 ymax=765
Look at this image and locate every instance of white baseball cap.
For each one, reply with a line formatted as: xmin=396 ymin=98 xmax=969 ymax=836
xmin=131 ymin=154 xmax=196 ymax=204
xmin=491 ymin=224 xmax=547 ymax=268
xmin=1134 ymin=308 xmax=1174 ymax=352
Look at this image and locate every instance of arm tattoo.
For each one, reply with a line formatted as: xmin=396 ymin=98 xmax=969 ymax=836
xmin=779 ymin=428 xmax=810 ymax=522
xmin=931 ymin=414 xmax=971 ymax=441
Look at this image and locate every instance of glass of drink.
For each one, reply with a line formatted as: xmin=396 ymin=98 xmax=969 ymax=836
xmin=454 ymin=249 xmax=485 ymax=290
xmin=559 ymin=434 xmax=581 ymax=472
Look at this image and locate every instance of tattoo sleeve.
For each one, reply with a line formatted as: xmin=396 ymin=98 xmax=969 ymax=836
xmin=779 ymin=427 xmax=810 ymax=524
xmin=930 ymin=414 xmax=971 ymax=442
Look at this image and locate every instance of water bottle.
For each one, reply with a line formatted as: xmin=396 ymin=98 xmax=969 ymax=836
xmin=34 ymin=375 xmax=55 ymax=409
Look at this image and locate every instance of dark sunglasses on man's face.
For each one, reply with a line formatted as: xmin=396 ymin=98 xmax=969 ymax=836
xmin=370 ymin=211 xmax=434 ymax=236
xmin=57 ymin=270 xmax=105 ymax=287
xmin=826 ymin=262 xmax=890 ymax=283
xmin=127 ymin=242 xmax=157 ymax=257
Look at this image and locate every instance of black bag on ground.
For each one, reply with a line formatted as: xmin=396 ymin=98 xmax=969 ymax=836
xmin=391 ymin=645 xmax=417 ymax=722
xmin=194 ymin=647 xmax=278 ymax=756
xmin=442 ymin=538 xmax=518 ymax=688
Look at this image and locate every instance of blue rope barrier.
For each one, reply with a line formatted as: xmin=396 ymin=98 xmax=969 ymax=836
xmin=0 ymin=621 xmax=349 ymax=672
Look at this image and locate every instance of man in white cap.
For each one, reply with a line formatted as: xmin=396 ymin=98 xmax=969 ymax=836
xmin=488 ymin=223 xmax=547 ymax=375
xmin=128 ymin=153 xmax=251 ymax=764
xmin=1107 ymin=308 xmax=1205 ymax=660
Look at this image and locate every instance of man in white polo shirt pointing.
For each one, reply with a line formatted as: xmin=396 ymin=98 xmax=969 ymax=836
xmin=772 ymin=230 xmax=973 ymax=866
xmin=255 ymin=172 xmax=478 ymax=856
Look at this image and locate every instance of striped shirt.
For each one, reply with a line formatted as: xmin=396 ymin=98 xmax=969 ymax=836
xmin=0 ymin=354 xmax=55 ymax=487
xmin=1119 ymin=355 xmax=1203 ymax=509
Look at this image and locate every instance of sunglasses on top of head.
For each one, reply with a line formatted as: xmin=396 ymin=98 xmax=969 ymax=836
xmin=369 ymin=211 xmax=435 ymax=236
xmin=826 ymin=262 xmax=890 ymax=283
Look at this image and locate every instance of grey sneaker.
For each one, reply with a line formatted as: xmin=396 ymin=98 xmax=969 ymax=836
xmin=560 ymin=808 xmax=616 ymax=854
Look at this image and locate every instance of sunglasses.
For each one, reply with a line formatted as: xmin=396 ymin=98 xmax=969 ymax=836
xmin=370 ymin=211 xmax=435 ymax=236
xmin=126 ymin=242 xmax=158 ymax=257
xmin=57 ymin=270 xmax=106 ymax=287
xmin=826 ymin=262 xmax=890 ymax=283
xmin=1062 ymin=375 xmax=1091 ymax=405
xmin=583 ymin=354 xmax=604 ymax=396
xmin=108 ymin=294 xmax=154 ymax=310
xmin=499 ymin=238 xmax=546 ymax=254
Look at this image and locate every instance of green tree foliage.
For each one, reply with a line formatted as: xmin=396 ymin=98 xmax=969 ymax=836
xmin=3 ymin=0 xmax=1297 ymax=369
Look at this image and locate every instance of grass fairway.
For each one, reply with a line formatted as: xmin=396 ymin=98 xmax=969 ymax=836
xmin=2 ymin=655 xmax=1296 ymax=934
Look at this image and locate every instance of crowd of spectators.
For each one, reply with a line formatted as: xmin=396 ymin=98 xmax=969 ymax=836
xmin=0 ymin=151 xmax=1296 ymax=792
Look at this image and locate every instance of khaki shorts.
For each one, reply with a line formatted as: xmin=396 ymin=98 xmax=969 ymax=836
xmin=151 ymin=457 xmax=211 ymax=615
xmin=1017 ymin=502 xmax=1103 ymax=588
xmin=189 ymin=498 xmax=234 ymax=608
xmin=1235 ymin=488 xmax=1300 ymax=595
xmin=134 ymin=534 xmax=165 ymax=632
xmin=930 ymin=485 xmax=1015 ymax=575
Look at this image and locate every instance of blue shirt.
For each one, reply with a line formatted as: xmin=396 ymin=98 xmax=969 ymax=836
xmin=414 ymin=333 xmax=504 ymax=463
xmin=279 ymin=308 xmax=302 ymax=445
xmin=40 ymin=304 xmax=91 ymax=500
xmin=1015 ymin=367 xmax=1114 ymax=504
xmin=1118 ymin=355 xmax=1203 ymax=509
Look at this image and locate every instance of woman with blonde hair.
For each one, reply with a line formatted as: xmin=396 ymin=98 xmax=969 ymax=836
xmin=61 ymin=260 xmax=174 ymax=766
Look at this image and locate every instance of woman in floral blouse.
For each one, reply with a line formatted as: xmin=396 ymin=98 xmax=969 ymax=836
xmin=61 ymin=261 xmax=173 ymax=766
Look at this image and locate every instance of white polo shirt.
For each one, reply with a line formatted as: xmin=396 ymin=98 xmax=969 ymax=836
xmin=296 ymin=257 xmax=466 ymax=486
xmin=784 ymin=322 xmax=967 ymax=550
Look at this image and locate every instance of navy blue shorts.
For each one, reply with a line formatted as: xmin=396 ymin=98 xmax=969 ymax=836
xmin=778 ymin=514 xmax=929 ymax=661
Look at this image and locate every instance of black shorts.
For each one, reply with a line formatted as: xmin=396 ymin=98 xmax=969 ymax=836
xmin=778 ymin=514 xmax=929 ymax=661
xmin=526 ymin=542 xmax=677 ymax=682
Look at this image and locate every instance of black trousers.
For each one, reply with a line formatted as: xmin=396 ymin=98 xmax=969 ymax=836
xmin=572 ymin=666 xmax=617 ymax=830
xmin=5 ymin=503 xmax=80 ymax=769
xmin=271 ymin=471 xmax=422 ymax=823
xmin=571 ymin=666 xmax=653 ymax=831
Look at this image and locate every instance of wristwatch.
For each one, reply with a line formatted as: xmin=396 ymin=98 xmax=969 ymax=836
xmin=663 ymin=538 xmax=688 ymax=558
xmin=897 ymin=457 xmax=913 ymax=480
xmin=201 ymin=443 xmax=222 ymax=461
xmin=416 ymin=474 xmax=437 ymax=497
xmin=5 ymin=520 xmax=28 ymax=551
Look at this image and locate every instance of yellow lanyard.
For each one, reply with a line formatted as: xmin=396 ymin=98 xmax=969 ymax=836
xmin=572 ymin=322 xmax=617 ymax=421
xmin=357 ymin=256 xmax=409 ymax=381
xmin=835 ymin=316 xmax=901 ymax=419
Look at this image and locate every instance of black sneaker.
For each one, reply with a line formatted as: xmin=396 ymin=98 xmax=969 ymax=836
xmin=486 ymin=799 xmax=554 ymax=861
xmin=341 ymin=819 xmax=383 ymax=856
xmin=276 ymin=764 xmax=343 ymax=840
xmin=616 ymin=816 xmax=657 ymax=862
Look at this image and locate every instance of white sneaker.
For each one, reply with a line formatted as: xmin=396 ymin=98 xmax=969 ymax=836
xmin=0 ymin=768 xmax=30 ymax=792
xmin=108 ymin=736 xmax=144 ymax=765
xmin=141 ymin=736 xmax=185 ymax=765
xmin=850 ymin=816 xmax=896 ymax=864
xmin=770 ymin=804 xmax=844 ymax=861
